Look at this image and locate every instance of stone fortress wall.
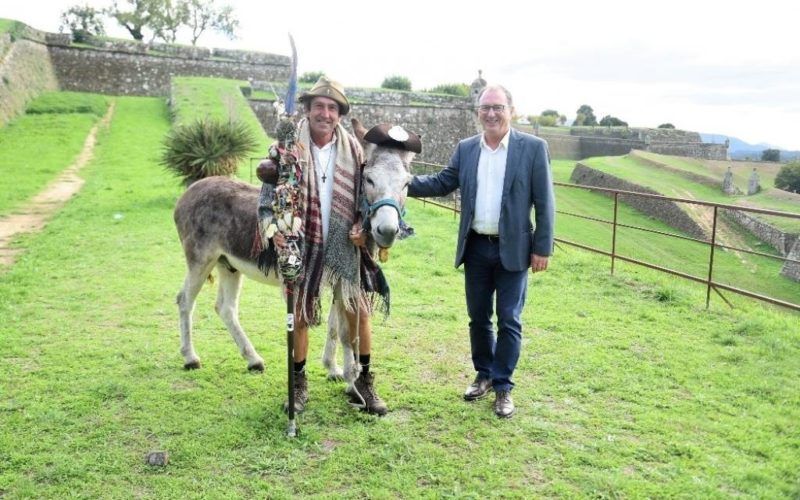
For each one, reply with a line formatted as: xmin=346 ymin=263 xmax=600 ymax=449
xmin=2 ymin=20 xmax=728 ymax=164
xmin=45 ymin=33 xmax=291 ymax=97
xmin=248 ymin=82 xmax=475 ymax=165
xmin=0 ymin=26 xmax=59 ymax=126
xmin=537 ymin=126 xmax=727 ymax=161
xmin=569 ymin=163 xmax=707 ymax=240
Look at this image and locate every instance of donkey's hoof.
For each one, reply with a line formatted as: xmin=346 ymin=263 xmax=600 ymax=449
xmin=184 ymin=360 xmax=201 ymax=370
xmin=247 ymin=362 xmax=265 ymax=373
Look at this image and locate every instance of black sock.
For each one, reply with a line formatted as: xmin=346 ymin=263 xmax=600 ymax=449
xmin=359 ymin=354 xmax=371 ymax=373
xmin=294 ymin=359 xmax=306 ymax=374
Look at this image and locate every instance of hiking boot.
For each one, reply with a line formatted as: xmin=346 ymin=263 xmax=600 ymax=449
xmin=464 ymin=375 xmax=492 ymax=401
xmin=346 ymin=372 xmax=388 ymax=416
xmin=493 ymin=390 xmax=515 ymax=418
xmin=283 ymin=370 xmax=308 ymax=413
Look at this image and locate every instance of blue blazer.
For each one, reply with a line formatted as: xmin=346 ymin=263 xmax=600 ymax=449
xmin=409 ymin=129 xmax=555 ymax=272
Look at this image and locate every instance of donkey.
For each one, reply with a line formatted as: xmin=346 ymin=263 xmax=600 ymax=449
xmin=173 ymin=118 xmax=415 ymax=384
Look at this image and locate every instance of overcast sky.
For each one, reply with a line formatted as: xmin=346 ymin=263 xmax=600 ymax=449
xmin=5 ymin=0 xmax=800 ymax=150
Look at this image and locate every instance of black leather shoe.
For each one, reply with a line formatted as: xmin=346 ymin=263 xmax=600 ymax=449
xmin=463 ymin=376 xmax=492 ymax=401
xmin=494 ymin=390 xmax=515 ymax=418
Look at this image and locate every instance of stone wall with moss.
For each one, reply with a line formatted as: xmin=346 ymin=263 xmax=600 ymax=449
xmin=0 ymin=33 xmax=58 ymax=126
xmin=248 ymin=98 xmax=476 ymax=165
xmin=569 ymin=163 xmax=706 ymax=239
xmin=49 ymin=44 xmax=290 ymax=97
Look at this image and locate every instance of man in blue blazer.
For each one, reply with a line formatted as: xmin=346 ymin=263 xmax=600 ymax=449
xmin=408 ymin=84 xmax=555 ymax=418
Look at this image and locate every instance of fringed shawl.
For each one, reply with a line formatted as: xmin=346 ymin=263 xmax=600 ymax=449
xmin=256 ymin=119 xmax=389 ymax=326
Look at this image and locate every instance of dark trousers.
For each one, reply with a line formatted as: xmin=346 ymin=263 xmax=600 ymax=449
xmin=464 ymin=233 xmax=528 ymax=392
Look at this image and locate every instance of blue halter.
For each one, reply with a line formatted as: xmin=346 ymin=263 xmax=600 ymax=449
xmin=360 ymin=196 xmax=406 ymax=231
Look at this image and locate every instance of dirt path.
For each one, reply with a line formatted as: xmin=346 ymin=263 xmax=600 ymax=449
xmin=0 ymin=102 xmax=116 ymax=268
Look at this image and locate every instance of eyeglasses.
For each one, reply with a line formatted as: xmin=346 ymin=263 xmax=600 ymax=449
xmin=478 ymin=104 xmax=509 ymax=113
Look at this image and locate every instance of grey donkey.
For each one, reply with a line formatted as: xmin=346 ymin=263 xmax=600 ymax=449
xmin=173 ymin=118 xmax=415 ymax=388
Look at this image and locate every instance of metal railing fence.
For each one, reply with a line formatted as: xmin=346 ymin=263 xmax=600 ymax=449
xmin=410 ymin=160 xmax=800 ymax=312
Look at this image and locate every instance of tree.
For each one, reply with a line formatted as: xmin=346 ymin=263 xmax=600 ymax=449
xmin=774 ymin=161 xmax=800 ymax=193
xmin=150 ymin=0 xmax=189 ymax=43
xmin=299 ymin=71 xmax=325 ymax=84
xmin=59 ymin=4 xmax=106 ymax=43
xmin=575 ymin=104 xmax=597 ymax=126
xmin=107 ymin=0 xmax=158 ymax=41
xmin=185 ymin=0 xmax=238 ymax=46
xmin=599 ymin=115 xmax=628 ymax=127
xmin=658 ymin=123 xmax=675 ymax=129
xmin=534 ymin=115 xmax=557 ymax=127
xmin=761 ymin=149 xmax=780 ymax=162
xmin=559 ymin=115 xmax=567 ymax=126
xmin=381 ymin=75 xmax=412 ymax=91
xmin=541 ymin=109 xmax=559 ymax=118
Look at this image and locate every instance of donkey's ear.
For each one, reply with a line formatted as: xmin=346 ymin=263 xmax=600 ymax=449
xmin=351 ymin=117 xmax=368 ymax=142
xmin=400 ymin=150 xmax=416 ymax=168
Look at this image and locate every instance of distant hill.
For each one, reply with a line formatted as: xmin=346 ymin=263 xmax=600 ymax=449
xmin=700 ymin=133 xmax=800 ymax=161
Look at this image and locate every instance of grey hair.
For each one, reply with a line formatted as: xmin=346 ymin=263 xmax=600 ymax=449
xmin=477 ymin=84 xmax=514 ymax=107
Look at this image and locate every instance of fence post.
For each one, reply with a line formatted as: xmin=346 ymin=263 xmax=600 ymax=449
xmin=611 ymin=193 xmax=619 ymax=275
xmin=706 ymin=206 xmax=719 ymax=309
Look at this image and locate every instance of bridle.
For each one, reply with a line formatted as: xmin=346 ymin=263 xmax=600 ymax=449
xmin=359 ymin=196 xmax=406 ymax=232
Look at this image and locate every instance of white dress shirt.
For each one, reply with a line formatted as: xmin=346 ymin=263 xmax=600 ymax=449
xmin=311 ymin=139 xmax=336 ymax=244
xmin=471 ymin=130 xmax=510 ymax=235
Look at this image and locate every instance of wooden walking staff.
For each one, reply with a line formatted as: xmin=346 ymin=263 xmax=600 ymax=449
xmin=257 ymin=34 xmax=303 ymax=437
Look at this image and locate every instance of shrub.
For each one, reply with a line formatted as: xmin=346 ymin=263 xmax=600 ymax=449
xmin=381 ymin=75 xmax=411 ymax=91
xmin=299 ymin=71 xmax=325 ymax=84
xmin=428 ymin=83 xmax=468 ymax=96
xmin=161 ymin=118 xmax=258 ymax=186
xmin=658 ymin=123 xmax=675 ymax=129
xmin=599 ymin=115 xmax=628 ymax=127
xmin=774 ymin=161 xmax=800 ymax=193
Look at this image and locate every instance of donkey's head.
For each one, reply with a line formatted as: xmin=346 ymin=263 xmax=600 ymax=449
xmin=352 ymin=118 xmax=420 ymax=250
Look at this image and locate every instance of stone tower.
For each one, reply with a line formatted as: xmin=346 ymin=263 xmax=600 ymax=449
xmin=470 ymin=70 xmax=487 ymax=108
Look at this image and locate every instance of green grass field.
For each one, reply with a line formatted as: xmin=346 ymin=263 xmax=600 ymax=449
xmin=0 ymin=91 xmax=108 ymax=216
xmin=0 ymin=18 xmax=24 ymax=36
xmin=581 ymin=154 xmax=800 ymax=233
xmin=0 ymin=94 xmax=799 ymax=497
xmin=554 ymin=159 xmax=800 ymax=306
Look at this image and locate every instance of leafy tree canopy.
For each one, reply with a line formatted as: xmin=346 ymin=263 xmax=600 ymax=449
xmin=381 ymin=75 xmax=411 ymax=91
xmin=599 ymin=115 xmax=628 ymax=127
xmin=59 ymin=4 xmax=106 ymax=43
xmin=184 ymin=0 xmax=238 ymax=46
xmin=107 ymin=0 xmax=156 ymax=41
xmin=575 ymin=105 xmax=597 ymax=126
xmin=299 ymin=71 xmax=325 ymax=84
xmin=774 ymin=161 xmax=800 ymax=193
xmin=106 ymin=0 xmax=237 ymax=45
xmin=761 ymin=148 xmax=780 ymax=162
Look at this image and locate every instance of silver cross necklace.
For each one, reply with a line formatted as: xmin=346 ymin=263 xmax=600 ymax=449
xmin=313 ymin=144 xmax=336 ymax=183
